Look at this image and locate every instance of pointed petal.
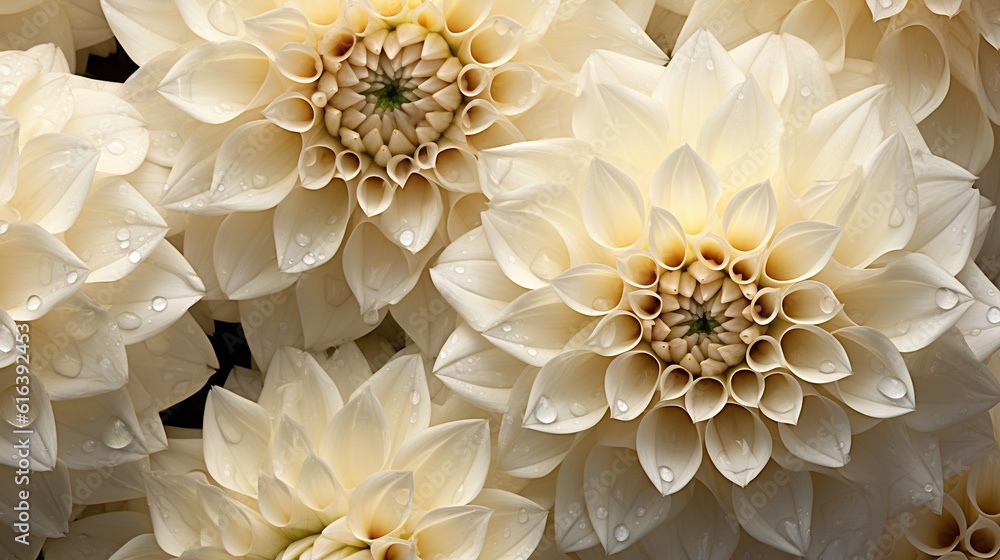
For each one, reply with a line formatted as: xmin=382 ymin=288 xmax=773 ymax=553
xmin=296 ymin=253 xmax=380 ymax=349
xmin=273 ymin=182 xmax=350 ymax=273
xmin=636 ymin=404 xmax=702 ymax=495
xmin=722 ymin=180 xmax=777 ymax=253
xmin=758 ymin=371 xmax=803 ymax=424
xmin=377 ymin=173 xmax=443 ymax=254
xmin=61 ymin=88 xmax=149 ymax=175
xmin=481 ymin=206 xmax=572 ymax=290
xmin=482 ymin=288 xmax=589 ymax=367
xmin=355 ymin=354 xmax=431 ymax=454
xmin=208 ymin=121 xmax=302 ymax=212
xmin=203 ymin=387 xmax=271 ymax=497
xmin=522 ymin=350 xmax=610 ymax=434
xmin=342 ymin=221 xmax=421 ymax=315
xmin=732 ymin=461 xmax=812 ymax=556
xmin=647 ymin=207 xmax=688 ymax=270
xmin=778 ymin=324 xmax=852 ymax=383
xmin=435 ymin=323 xmax=526 ymax=412
xmin=705 ymin=405 xmax=771 ymax=487
xmin=392 ymin=419 xmax=490 ymax=510
xmin=128 ymin=312 xmax=218 ymax=410
xmin=581 ymin=159 xmax=645 ymax=249
xmin=572 ymin=79 xmax=669 ymax=169
xmin=410 ymin=506 xmax=491 ymax=560
xmin=10 ymin=133 xmax=98 ymax=233
xmin=649 ymin=144 xmax=722 ymax=236
xmin=761 ymin=222 xmax=841 ymax=286
xmin=258 ymin=347 xmax=343 ymax=443
xmin=470 ymin=489 xmax=547 ymax=560
xmin=0 ymin=221 xmax=88 ymax=321
xmin=347 ymin=471 xmax=413 ymax=542
xmin=497 ymin=368 xmax=575 ymax=478
xmin=832 ymin=326 xmax=915 ymax=418
xmin=875 ymin=23 xmax=948 ymax=122
xmin=214 ymin=209 xmax=299 ymax=300
xmin=101 ymin=0 xmax=199 ymax=65
xmin=777 ymin=395 xmax=851 ymax=468
xmin=604 ymin=350 xmax=658 ymax=421
xmin=319 ymin=387 xmax=390 ymax=489
xmin=0 ymin=372 xmax=57 ymax=471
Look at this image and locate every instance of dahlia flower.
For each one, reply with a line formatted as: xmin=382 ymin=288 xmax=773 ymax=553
xmin=0 ymin=0 xmax=115 ymax=73
xmin=103 ymin=346 xmax=548 ymax=560
xmin=0 ymin=44 xmax=214 ymax=559
xmin=657 ymin=0 xmax=1000 ymax=179
xmin=100 ymin=0 xmax=667 ymax=364
xmin=431 ymin=30 xmax=1000 ymax=556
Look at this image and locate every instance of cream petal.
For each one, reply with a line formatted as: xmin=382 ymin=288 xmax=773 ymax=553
xmin=684 ymin=376 xmax=728 ymax=423
xmin=377 ymin=174 xmax=442 ymax=254
xmin=583 ymin=445 xmax=675 ymax=554
xmin=390 ymin=268 xmax=457 ymax=358
xmin=470 ymin=489 xmax=547 ymax=560
xmin=654 ymin=29 xmax=744 ymax=148
xmin=539 ymin=0 xmax=665 ymax=71
xmin=319 ymin=387 xmax=390 ymax=489
xmin=0 ymin=372 xmax=57 ymax=471
xmin=976 ymin=32 xmax=1000 ymax=123
xmin=273 ymin=182 xmax=350 ymax=273
xmin=65 ymin=178 xmax=169 ymax=283
xmin=806 ymin=475 xmax=886 ymax=560
xmin=584 ymin=311 xmax=642 ymax=356
xmin=431 ymin=227 xmax=527 ymax=331
xmin=727 ymin=367 xmax=764 ymax=408
xmin=264 ymin=91 xmax=321 ymax=133
xmin=964 ymin=516 xmax=1000 ymax=559
xmin=158 ymin=41 xmax=281 ymax=124
xmin=296 ymin=254 xmax=380 ymax=349
xmin=298 ymin=129 xmax=340 ymax=189
xmin=296 ymin=453 xmax=348 ymax=517
xmin=433 ymin=145 xmax=480 ymax=193
xmin=721 ymin=180 xmax=777 ymax=254
xmin=788 ymin=85 xmax=891 ymax=186
xmin=903 ymin=493 xmax=966 ymax=556
xmin=5 ymin=73 xmax=73 ymax=142
xmin=777 ymin=281 xmax=840 ymax=325
xmin=216 ymin=489 xmax=290 ymax=558
xmin=966 ymin=453 xmax=1000 ymax=522
xmin=271 ymin=415 xmax=313 ymax=486
xmin=257 ymin=473 xmax=323 ymax=532
xmin=553 ymin=442 xmax=600 ymax=552
xmin=410 ymin=506 xmax=491 ymax=560
xmin=482 ymin=288 xmax=589 ymax=367
xmin=342 ymin=221 xmax=421 ymax=314
xmin=42 ymin=511 xmax=153 ymax=559
xmin=55 ymin=387 xmax=151 ymax=470
xmin=705 ymin=405 xmax=771 ymax=486
xmin=904 ymin=153 xmax=980 ymax=275
xmin=0 ymin=117 xmax=18 ymax=203
xmin=0 ymin=308 xmax=17 ymax=369
xmin=605 ymin=350 xmax=659 ymax=421
xmin=392 ymin=419 xmax=490 ymax=509
xmin=617 ymin=251 xmax=659 ymax=289
xmin=445 ymin=192 xmax=487 ymax=242
xmin=0 ymin=221 xmax=88 ymax=321
xmin=258 ymin=347 xmax=343 ymax=442
xmin=919 ymin=80 xmax=994 ymax=174
xmin=760 ymin=222 xmax=841 ymax=286
xmin=61 ymin=88 xmax=149 ymax=175
xmin=457 ymin=15 xmax=523 ymax=67
xmin=84 ymin=241 xmax=204 ymax=345
xmin=746 ymin=335 xmax=783 ymax=372
xmin=637 ymin=480 xmax=736 ymax=558
xmin=698 ymin=80 xmax=782 ymax=196
xmin=677 ymin=0 xmax=793 ymax=49
xmin=732 ymin=461 xmax=812 ymax=556
xmin=571 ymin=80 xmax=670 ymax=168
xmin=275 ymin=42 xmax=323 ymax=83
xmin=214 ymin=209 xmax=299 ymax=300
xmin=580 ymin=158 xmax=645 ymax=249
xmin=649 ymin=145 xmax=722 ymax=236
xmin=522 ymin=350 xmax=610 ymax=434
xmin=239 ymin=286 xmax=305 ymax=371
xmin=646 ymin=207 xmax=688 ymax=271
xmin=101 ymin=0 xmax=198 ymax=65
xmin=128 ymin=312 xmax=217 ymax=410
xmin=347 ymin=470 xmax=413 ymax=542
xmin=434 ymin=323 xmax=525 ymax=412
xmin=484 ymin=63 xmax=544 ymax=116
xmin=10 ymin=133 xmax=98 ymax=233
xmin=477 ymin=139 xmax=593 ymax=198
xmin=903 ymin=328 xmax=1000 ymax=431
xmin=203 ymin=387 xmax=271 ymax=497
xmin=835 ymin=253 xmax=973 ymax=352
xmin=636 ymin=404 xmax=702 ymax=495
xmin=354 ymin=354 xmax=431 ymax=454
xmin=208 ymin=120 xmax=302 ymax=212
xmin=777 ymin=395 xmax=851 ymax=468
xmin=25 ymin=292 xmax=126 ymax=400
xmin=832 ymin=326 xmax=915 ymax=418
xmin=144 ymin=472 xmax=208 ymax=555
xmin=875 ymin=22 xmax=948 ymax=122
xmin=497 ymin=368 xmax=575 ymax=478
xmin=758 ymin=371 xmax=803 ymax=424
xmin=550 ymin=264 xmax=624 ymax=317
xmin=778 ymin=324 xmax=852 ymax=383
xmin=243 ymin=7 xmax=312 ymax=58
xmin=834 ymin=134 xmax=917 ymax=268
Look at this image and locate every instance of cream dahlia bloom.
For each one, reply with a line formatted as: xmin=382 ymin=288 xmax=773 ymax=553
xmin=0 ymin=0 xmax=116 ymax=73
xmin=659 ymin=0 xmax=1000 ymax=178
xmin=0 ymin=44 xmax=214 ymax=559
xmin=105 ymin=346 xmax=547 ymax=560
xmin=103 ymin=0 xmax=666 ymax=363
xmin=430 ymin=30 xmax=1000 ymax=556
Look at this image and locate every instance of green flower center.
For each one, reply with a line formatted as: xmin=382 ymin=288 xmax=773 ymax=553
xmin=375 ymin=80 xmax=408 ymax=111
xmin=688 ymin=314 xmax=720 ymax=335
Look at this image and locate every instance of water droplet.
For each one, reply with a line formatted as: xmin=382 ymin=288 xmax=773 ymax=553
xmin=124 ymin=209 xmax=138 ymax=224
xmin=66 ymin=271 xmax=79 ymax=284
xmin=399 ymin=229 xmax=415 ymax=247
xmin=934 ymin=287 xmax=958 ymax=310
xmin=595 ymin=506 xmax=608 ymax=520
xmin=876 ymin=376 xmax=907 ymax=400
xmin=879 ymin=0 xmax=892 ymax=8
xmin=517 ymin=507 xmax=529 ymax=523
xmin=615 ymin=398 xmax=628 ymax=413
xmin=923 ymin=483 xmax=934 ymax=492
xmin=1 ymin=386 xmax=38 ymax=428
xmin=101 ymin=418 xmax=134 ymax=449
xmin=987 ymin=306 xmax=1000 ymax=324
xmin=592 ymin=296 xmax=612 ymax=311
xmin=410 ymin=390 xmax=421 ymax=405
xmin=116 ymin=227 xmax=131 ymax=241
xmin=146 ymin=296 xmax=168 ymax=313
xmin=0 ymin=221 xmax=8 ymax=234
xmin=0 ymin=325 xmax=13 ymax=354
xmin=569 ymin=402 xmax=587 ymax=416
xmin=502 ymin=527 xmax=511 ymax=538
xmin=26 ymin=295 xmax=41 ymax=311
xmin=819 ymin=297 xmax=836 ymax=313
xmin=302 ymin=252 xmax=316 ymax=265
xmin=81 ymin=439 xmax=97 ymax=453
xmin=904 ymin=189 xmax=917 ymax=206
xmin=116 ymin=312 xmax=143 ymax=330
xmin=887 ymin=207 xmax=904 ymax=228
xmin=818 ymin=360 xmax=836 ymax=374
xmin=127 ymin=250 xmax=142 ymax=264
xmin=613 ymin=524 xmax=630 ymax=542
xmin=252 ymin=173 xmax=268 ymax=188
xmin=502 ymin=323 xmax=512 ymax=332
xmin=658 ymin=465 xmax=674 ymax=483
xmin=107 ymin=140 xmax=126 ymax=155
xmin=53 ymin=348 xmax=83 ymax=378
xmin=800 ymin=86 xmax=811 ymax=97
xmin=705 ymin=60 xmax=715 ymax=71
xmin=295 ymin=233 xmax=311 ymax=247
xmin=635 ymin=507 xmax=646 ymax=518
xmin=533 ymin=396 xmax=557 ymax=424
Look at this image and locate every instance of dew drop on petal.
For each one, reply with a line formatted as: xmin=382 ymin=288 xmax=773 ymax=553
xmin=128 ymin=250 xmax=142 ymax=264
xmin=569 ymin=402 xmax=587 ymax=416
xmin=116 ymin=312 xmax=142 ymax=330
xmin=0 ymin=324 xmax=13 ymax=353
xmin=934 ymin=288 xmax=958 ymax=310
xmin=151 ymin=297 xmax=168 ymax=312
xmin=533 ymin=396 xmax=557 ymax=424
xmin=410 ymin=390 xmax=421 ymax=405
xmin=66 ymin=271 xmax=78 ymax=284
xmin=800 ymin=86 xmax=811 ymax=97
xmin=517 ymin=507 xmax=529 ymax=523
xmin=615 ymin=398 xmax=628 ymax=413
xmin=295 ymin=233 xmax=311 ymax=247
xmin=0 ymin=221 xmax=8 ymax=234
xmin=987 ymin=306 xmax=1000 ymax=324
xmin=81 ymin=439 xmax=97 ymax=453
xmin=887 ymin=208 xmax=904 ymax=228
xmin=613 ymin=524 xmax=630 ymax=542
xmin=924 ymin=483 xmax=934 ymax=492
xmin=116 ymin=227 xmax=131 ymax=241
xmin=658 ymin=465 xmax=674 ymax=483
xmin=107 ymin=140 xmax=126 ymax=155
xmin=26 ymin=295 xmax=41 ymax=311
xmin=818 ymin=360 xmax=836 ymax=374
xmin=876 ymin=376 xmax=907 ymax=400
xmin=399 ymin=229 xmax=415 ymax=247
xmin=819 ymin=297 xmax=836 ymax=314
xmin=252 ymin=173 xmax=268 ymax=188
xmin=904 ymin=189 xmax=918 ymax=206
xmin=302 ymin=252 xmax=316 ymax=266
xmin=595 ymin=506 xmax=608 ymax=520
xmin=1 ymin=386 xmax=38 ymax=428
xmin=101 ymin=418 xmax=134 ymax=449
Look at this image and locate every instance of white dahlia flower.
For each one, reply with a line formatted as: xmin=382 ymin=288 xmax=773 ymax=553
xmin=103 ymin=346 xmax=548 ymax=560
xmin=0 ymin=45 xmax=214 ymax=559
xmin=430 ymin=30 xmax=1000 ymax=556
xmin=0 ymin=0 xmax=116 ymax=73
xmin=102 ymin=0 xmax=667 ymax=364
xmin=662 ymin=0 xmax=1000 ymax=179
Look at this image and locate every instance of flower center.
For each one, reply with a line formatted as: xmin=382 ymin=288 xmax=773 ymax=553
xmin=317 ymin=25 xmax=463 ymax=168
xmin=641 ymin=263 xmax=758 ymax=378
